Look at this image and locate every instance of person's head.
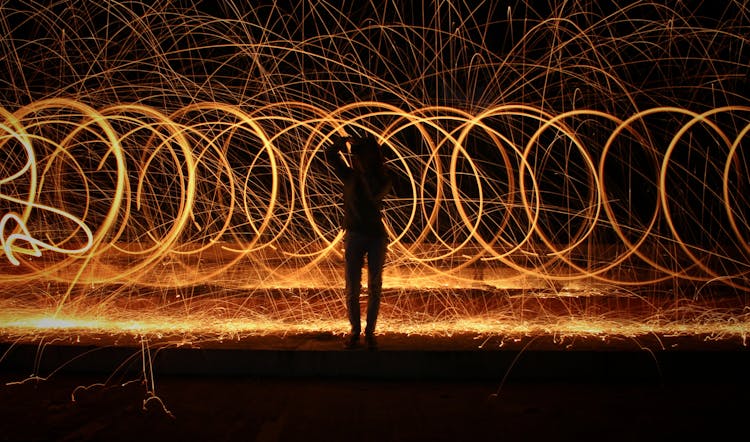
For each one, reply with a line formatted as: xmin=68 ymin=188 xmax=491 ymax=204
xmin=350 ymin=135 xmax=383 ymax=172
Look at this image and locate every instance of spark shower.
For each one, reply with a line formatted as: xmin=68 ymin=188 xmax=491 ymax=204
xmin=1 ymin=0 xmax=749 ymax=340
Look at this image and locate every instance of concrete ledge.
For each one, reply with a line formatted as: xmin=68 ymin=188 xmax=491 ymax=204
xmin=2 ymin=341 xmax=749 ymax=383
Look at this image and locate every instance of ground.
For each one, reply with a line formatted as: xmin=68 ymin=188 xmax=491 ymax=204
xmin=1 ymin=333 xmax=748 ymax=442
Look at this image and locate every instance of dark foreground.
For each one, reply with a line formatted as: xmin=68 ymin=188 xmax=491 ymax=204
xmin=0 ymin=372 xmax=747 ymax=442
xmin=2 ymin=332 xmax=749 ymax=442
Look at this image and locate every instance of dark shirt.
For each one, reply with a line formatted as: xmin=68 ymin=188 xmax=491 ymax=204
xmin=325 ymin=146 xmax=392 ymax=236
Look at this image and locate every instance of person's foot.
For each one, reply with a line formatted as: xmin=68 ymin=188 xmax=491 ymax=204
xmin=344 ymin=333 xmax=360 ymax=349
xmin=365 ymin=333 xmax=378 ymax=350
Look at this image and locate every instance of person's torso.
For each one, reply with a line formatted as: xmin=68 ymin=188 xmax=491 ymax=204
xmin=342 ymin=173 xmax=386 ymax=235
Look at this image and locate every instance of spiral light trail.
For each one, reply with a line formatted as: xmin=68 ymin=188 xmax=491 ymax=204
xmin=1 ymin=1 xmax=749 ymax=341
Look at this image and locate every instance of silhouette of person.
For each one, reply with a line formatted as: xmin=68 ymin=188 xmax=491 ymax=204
xmin=325 ymin=133 xmax=392 ymax=349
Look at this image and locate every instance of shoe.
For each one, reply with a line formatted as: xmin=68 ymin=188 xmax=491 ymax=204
xmin=344 ymin=333 xmax=360 ymax=349
xmin=365 ymin=333 xmax=378 ymax=350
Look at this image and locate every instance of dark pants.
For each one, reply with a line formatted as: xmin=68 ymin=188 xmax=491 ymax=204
xmin=344 ymin=231 xmax=387 ymax=335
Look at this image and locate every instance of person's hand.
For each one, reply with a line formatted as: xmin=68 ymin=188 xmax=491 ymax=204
xmin=329 ymin=135 xmax=352 ymax=152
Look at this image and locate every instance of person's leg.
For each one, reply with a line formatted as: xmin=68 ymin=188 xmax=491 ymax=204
xmin=345 ymin=232 xmax=366 ymax=337
xmin=364 ymin=235 xmax=387 ymax=337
